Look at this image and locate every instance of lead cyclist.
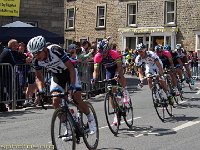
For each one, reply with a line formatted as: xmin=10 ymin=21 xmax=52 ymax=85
xmin=27 ymin=36 xmax=97 ymax=141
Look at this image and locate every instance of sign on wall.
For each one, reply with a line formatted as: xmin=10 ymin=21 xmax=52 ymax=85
xmin=0 ymin=0 xmax=20 ymax=17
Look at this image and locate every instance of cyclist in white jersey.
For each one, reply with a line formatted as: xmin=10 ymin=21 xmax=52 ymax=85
xmin=27 ymin=36 xmax=96 ymax=140
xmin=135 ymin=43 xmax=172 ymax=100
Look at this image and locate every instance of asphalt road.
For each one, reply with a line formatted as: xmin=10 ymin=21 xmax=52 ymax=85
xmin=1 ymin=75 xmax=200 ymax=150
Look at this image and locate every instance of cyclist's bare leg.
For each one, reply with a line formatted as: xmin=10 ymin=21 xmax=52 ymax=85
xmin=118 ymin=75 xmax=126 ymax=88
xmin=159 ymin=79 xmax=169 ymax=93
xmin=176 ymin=68 xmax=183 ymax=81
xmin=170 ymin=72 xmax=177 ymax=87
xmin=185 ymin=64 xmax=192 ymax=78
xmin=73 ymin=91 xmax=90 ymax=114
xmin=52 ymin=92 xmax=61 ymax=109
xmin=147 ymin=78 xmax=153 ymax=89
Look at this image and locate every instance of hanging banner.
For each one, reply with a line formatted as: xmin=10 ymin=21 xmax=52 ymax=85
xmin=0 ymin=0 xmax=20 ymax=17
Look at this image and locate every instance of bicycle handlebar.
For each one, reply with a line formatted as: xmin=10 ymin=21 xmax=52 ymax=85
xmin=95 ymin=78 xmax=117 ymax=83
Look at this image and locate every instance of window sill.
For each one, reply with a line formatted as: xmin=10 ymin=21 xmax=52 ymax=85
xmin=65 ymin=28 xmax=75 ymax=31
xmin=95 ymin=27 xmax=106 ymax=30
xmin=163 ymin=23 xmax=176 ymax=27
xmin=127 ymin=24 xmax=137 ymax=28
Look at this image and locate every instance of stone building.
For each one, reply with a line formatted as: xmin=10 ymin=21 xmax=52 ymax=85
xmin=65 ymin=0 xmax=200 ymax=53
xmin=0 ymin=0 xmax=64 ymax=36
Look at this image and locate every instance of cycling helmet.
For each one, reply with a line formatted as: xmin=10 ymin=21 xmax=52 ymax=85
xmin=27 ymin=36 xmax=46 ymax=54
xmin=136 ymin=43 xmax=146 ymax=51
xmin=98 ymin=40 xmax=109 ymax=54
xmin=176 ymin=44 xmax=181 ymax=50
xmin=155 ymin=45 xmax=163 ymax=52
xmin=164 ymin=45 xmax=171 ymax=51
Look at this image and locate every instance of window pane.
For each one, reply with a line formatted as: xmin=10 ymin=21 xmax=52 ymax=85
xmin=68 ymin=9 xmax=74 ymax=18
xmin=99 ymin=19 xmax=105 ymax=26
xmin=167 ymin=13 xmax=174 ymax=23
xmin=99 ymin=7 xmax=104 ymax=17
xmin=198 ymin=35 xmax=200 ymax=49
xmin=129 ymin=4 xmax=136 ymax=14
xmin=167 ymin=2 xmax=174 ymax=12
xmin=129 ymin=15 xmax=136 ymax=24
xmin=166 ymin=36 xmax=171 ymax=45
xmin=68 ymin=20 xmax=74 ymax=28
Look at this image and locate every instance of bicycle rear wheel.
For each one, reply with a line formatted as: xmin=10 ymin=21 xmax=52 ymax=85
xmin=104 ymin=93 xmax=120 ymax=136
xmin=51 ymin=108 xmax=76 ymax=150
xmin=82 ymin=101 xmax=99 ymax=150
xmin=123 ymin=97 xmax=133 ymax=128
xmin=152 ymin=86 xmax=167 ymax=122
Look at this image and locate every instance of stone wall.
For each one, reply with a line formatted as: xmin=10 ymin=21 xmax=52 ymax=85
xmin=65 ymin=0 xmax=200 ymax=51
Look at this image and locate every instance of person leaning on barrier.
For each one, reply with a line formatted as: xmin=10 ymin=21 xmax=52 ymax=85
xmin=27 ymin=36 xmax=97 ymax=137
xmin=0 ymin=42 xmax=3 ymax=55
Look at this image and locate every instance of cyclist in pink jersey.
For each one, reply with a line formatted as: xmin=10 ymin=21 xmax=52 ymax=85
xmin=155 ymin=45 xmax=179 ymax=96
xmin=92 ymin=38 xmax=130 ymax=125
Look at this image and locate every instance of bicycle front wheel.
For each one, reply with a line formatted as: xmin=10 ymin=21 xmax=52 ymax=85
xmin=123 ymin=97 xmax=134 ymax=128
xmin=104 ymin=93 xmax=119 ymax=136
xmin=82 ymin=101 xmax=99 ymax=150
xmin=51 ymin=108 xmax=76 ymax=150
xmin=152 ymin=87 xmax=167 ymax=122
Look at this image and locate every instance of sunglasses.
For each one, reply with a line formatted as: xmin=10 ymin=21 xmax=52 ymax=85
xmin=32 ymin=50 xmax=43 ymax=57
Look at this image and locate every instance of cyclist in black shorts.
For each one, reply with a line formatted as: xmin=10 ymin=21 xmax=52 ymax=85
xmin=155 ymin=45 xmax=179 ymax=96
xmin=175 ymin=44 xmax=194 ymax=85
xmin=164 ymin=45 xmax=183 ymax=82
xmin=27 ymin=36 xmax=96 ymax=139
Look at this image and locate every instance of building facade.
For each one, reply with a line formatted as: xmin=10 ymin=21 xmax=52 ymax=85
xmin=0 ymin=0 xmax=64 ymax=36
xmin=65 ymin=0 xmax=200 ymax=53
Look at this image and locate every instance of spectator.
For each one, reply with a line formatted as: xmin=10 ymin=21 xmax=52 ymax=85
xmin=192 ymin=52 xmax=199 ymax=80
xmin=0 ymin=42 xmax=3 ymax=55
xmin=81 ymin=41 xmax=90 ymax=54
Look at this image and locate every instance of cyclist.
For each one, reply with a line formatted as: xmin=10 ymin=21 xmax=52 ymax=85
xmin=27 ymin=36 xmax=97 ymax=140
xmin=92 ymin=38 xmax=129 ymax=125
xmin=135 ymin=43 xmax=172 ymax=101
xmin=175 ymin=44 xmax=194 ymax=85
xmin=155 ymin=45 xmax=180 ymax=96
xmin=164 ymin=45 xmax=184 ymax=85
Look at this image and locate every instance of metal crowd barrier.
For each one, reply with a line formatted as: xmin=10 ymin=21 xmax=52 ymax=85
xmin=0 ymin=62 xmax=107 ymax=110
xmin=0 ymin=63 xmax=14 ymax=109
xmin=78 ymin=61 xmax=106 ymax=99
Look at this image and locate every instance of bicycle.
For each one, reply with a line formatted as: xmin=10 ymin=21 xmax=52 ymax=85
xmin=96 ymin=79 xmax=133 ymax=136
xmin=150 ymin=74 xmax=173 ymax=122
xmin=163 ymin=69 xmax=179 ymax=105
xmin=39 ymin=92 xmax=99 ymax=150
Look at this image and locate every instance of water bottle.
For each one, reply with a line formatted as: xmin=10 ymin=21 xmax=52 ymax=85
xmin=115 ymin=92 xmax=123 ymax=106
xmin=70 ymin=108 xmax=77 ymax=121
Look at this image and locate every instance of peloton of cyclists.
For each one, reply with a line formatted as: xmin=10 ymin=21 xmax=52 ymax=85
xmin=155 ymin=45 xmax=180 ymax=96
xmin=135 ymin=43 xmax=173 ymax=102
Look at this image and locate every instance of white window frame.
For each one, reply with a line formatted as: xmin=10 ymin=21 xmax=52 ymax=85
xmin=196 ymin=32 xmax=200 ymax=51
xmin=165 ymin=0 xmax=176 ymax=25
xmin=66 ymin=7 xmax=75 ymax=29
xmin=96 ymin=4 xmax=106 ymax=28
xmin=66 ymin=39 xmax=73 ymax=49
xmin=127 ymin=2 xmax=137 ymax=27
xmin=80 ymin=37 xmax=89 ymax=44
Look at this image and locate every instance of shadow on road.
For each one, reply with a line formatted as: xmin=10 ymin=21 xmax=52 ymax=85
xmin=118 ymin=125 xmax=177 ymax=137
xmin=98 ymin=148 xmax=125 ymax=150
xmin=0 ymin=109 xmax=43 ymax=119
xmin=165 ymin=115 xmax=199 ymax=123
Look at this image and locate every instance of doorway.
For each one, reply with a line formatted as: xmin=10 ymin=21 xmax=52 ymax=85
xmin=151 ymin=36 xmax=164 ymax=49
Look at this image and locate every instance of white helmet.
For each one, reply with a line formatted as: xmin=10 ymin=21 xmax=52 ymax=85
xmin=27 ymin=36 xmax=46 ymax=54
